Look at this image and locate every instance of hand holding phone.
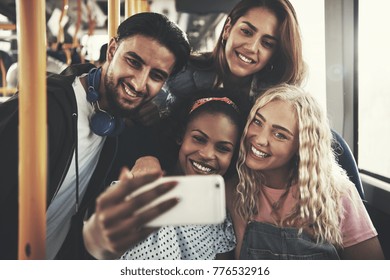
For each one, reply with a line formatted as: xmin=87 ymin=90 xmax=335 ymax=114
xmin=128 ymin=174 xmax=226 ymax=227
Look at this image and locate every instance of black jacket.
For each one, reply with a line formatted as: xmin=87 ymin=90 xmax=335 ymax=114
xmin=0 ymin=64 xmax=117 ymax=259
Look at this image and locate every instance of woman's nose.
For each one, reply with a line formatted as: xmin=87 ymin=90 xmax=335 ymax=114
xmin=256 ymin=132 xmax=269 ymax=147
xmin=199 ymin=145 xmax=216 ymax=159
xmin=246 ymin=38 xmax=259 ymax=53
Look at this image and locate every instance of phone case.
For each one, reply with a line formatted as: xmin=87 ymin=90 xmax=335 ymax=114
xmin=131 ymin=175 xmax=226 ymax=226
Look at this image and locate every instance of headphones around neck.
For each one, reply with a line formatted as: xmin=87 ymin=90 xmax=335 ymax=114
xmin=87 ymin=68 xmax=124 ymax=137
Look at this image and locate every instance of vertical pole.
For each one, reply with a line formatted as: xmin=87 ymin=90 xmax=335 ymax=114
xmin=16 ymin=0 xmax=47 ymax=259
xmin=108 ymin=0 xmax=121 ymax=39
xmin=125 ymin=0 xmax=136 ymax=18
xmin=0 ymin=58 xmax=6 ymax=95
xmin=57 ymin=0 xmax=69 ymax=44
xmin=125 ymin=0 xmax=149 ymax=18
xmin=72 ymin=0 xmax=82 ymax=48
xmin=141 ymin=0 xmax=150 ymax=12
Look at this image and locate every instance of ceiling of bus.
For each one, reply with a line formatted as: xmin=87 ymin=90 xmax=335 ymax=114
xmin=0 ymin=0 xmax=241 ymax=50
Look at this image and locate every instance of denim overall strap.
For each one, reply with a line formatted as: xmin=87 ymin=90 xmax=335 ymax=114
xmin=239 ymin=221 xmax=340 ymax=260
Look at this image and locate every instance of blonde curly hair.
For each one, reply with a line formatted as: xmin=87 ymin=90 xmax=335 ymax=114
xmin=235 ymin=84 xmax=359 ymax=247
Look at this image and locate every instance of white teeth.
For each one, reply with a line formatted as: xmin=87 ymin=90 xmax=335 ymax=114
xmin=251 ymin=145 xmax=269 ymax=158
xmin=192 ymin=161 xmax=212 ymax=173
xmin=123 ymin=83 xmax=137 ymax=97
xmin=238 ymin=53 xmax=253 ymax=64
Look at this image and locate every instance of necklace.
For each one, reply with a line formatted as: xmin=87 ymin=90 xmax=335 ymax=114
xmin=260 ymin=186 xmax=291 ymax=223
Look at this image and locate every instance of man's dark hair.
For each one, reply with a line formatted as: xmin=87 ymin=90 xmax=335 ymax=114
xmin=117 ymin=12 xmax=191 ymax=76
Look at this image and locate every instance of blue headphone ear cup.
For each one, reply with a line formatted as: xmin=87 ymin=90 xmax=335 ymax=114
xmin=110 ymin=118 xmax=125 ymax=137
xmin=90 ymin=111 xmax=116 ymax=136
xmin=87 ymin=89 xmax=99 ymax=103
xmin=87 ymin=67 xmax=123 ymax=137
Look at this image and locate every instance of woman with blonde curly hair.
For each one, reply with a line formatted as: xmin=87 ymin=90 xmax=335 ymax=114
xmin=228 ymin=84 xmax=384 ymax=259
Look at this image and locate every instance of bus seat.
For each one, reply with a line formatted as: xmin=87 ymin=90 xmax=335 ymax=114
xmin=331 ymin=130 xmax=365 ymax=199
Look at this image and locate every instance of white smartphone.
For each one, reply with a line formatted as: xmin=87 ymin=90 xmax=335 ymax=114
xmin=130 ymin=174 xmax=226 ymax=227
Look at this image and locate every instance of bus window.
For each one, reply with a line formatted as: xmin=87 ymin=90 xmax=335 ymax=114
xmin=358 ymin=1 xmax=390 ymax=180
xmin=291 ymin=0 xmax=326 ymax=108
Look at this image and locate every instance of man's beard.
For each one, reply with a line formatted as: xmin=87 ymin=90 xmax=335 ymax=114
xmin=103 ymin=69 xmax=140 ymax=118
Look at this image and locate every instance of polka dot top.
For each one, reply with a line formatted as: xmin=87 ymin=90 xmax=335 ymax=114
xmin=120 ymin=218 xmax=236 ymax=260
